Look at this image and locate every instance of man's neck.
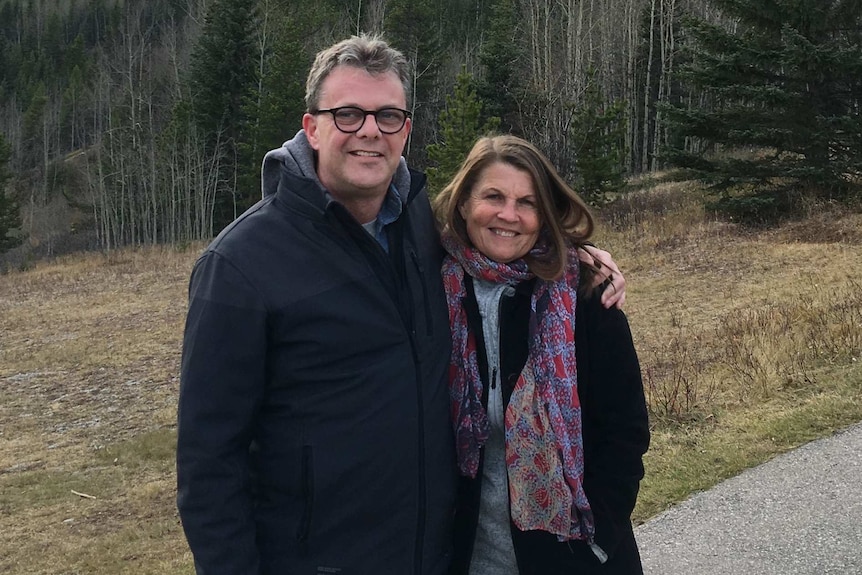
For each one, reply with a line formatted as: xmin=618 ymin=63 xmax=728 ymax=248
xmin=333 ymin=193 xmax=387 ymax=225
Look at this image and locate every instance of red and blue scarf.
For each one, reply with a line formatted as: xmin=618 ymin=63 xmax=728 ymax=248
xmin=441 ymin=232 xmax=594 ymax=542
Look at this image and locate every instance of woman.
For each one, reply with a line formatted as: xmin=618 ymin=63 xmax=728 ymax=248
xmin=434 ymin=135 xmax=649 ymax=575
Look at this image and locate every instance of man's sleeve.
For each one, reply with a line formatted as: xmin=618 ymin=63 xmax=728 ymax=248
xmin=176 ymin=251 xmax=267 ymax=574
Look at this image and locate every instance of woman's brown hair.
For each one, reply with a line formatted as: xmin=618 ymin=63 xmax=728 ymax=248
xmin=433 ymin=135 xmax=594 ymax=282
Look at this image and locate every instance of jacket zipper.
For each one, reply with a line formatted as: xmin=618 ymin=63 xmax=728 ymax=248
xmin=328 ymin=193 xmax=429 ymax=574
xmin=410 ymin=249 xmax=433 ymax=336
xmin=491 ymin=287 xmax=508 ymax=393
xmin=408 ymin=329 xmax=427 ymax=575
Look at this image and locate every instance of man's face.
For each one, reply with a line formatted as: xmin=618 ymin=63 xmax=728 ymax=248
xmin=303 ymin=66 xmax=411 ymax=207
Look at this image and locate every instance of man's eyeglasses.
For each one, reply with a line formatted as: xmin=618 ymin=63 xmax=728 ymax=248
xmin=312 ymin=107 xmax=411 ymax=134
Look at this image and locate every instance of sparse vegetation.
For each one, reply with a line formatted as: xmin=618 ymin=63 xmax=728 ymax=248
xmin=1 ymin=178 xmax=861 ymax=573
xmin=0 ymin=245 xmax=198 ymax=574
xmin=596 ymin=178 xmax=862 ymax=520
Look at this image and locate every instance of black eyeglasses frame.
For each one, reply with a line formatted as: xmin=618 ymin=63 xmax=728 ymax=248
xmin=311 ymin=106 xmax=412 ymax=135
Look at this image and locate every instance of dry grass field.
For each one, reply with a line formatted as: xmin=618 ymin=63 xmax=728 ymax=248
xmin=1 ymin=247 xmax=195 ymax=574
xmin=1 ymin=179 xmax=861 ymax=574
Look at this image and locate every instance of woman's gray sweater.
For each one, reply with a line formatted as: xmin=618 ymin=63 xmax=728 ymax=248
xmin=468 ymin=278 xmax=519 ymax=575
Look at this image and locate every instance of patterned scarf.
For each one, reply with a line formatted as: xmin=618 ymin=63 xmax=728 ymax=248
xmin=441 ymin=232 xmax=595 ymax=542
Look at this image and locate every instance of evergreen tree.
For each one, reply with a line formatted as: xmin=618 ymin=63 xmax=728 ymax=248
xmin=62 ymin=34 xmax=88 ymax=82
xmin=570 ymin=70 xmax=627 ymax=205
xmin=188 ymin=0 xmax=259 ymax=228
xmin=0 ymin=35 xmax=12 ymax=97
xmin=425 ymin=69 xmax=499 ymax=197
xmin=62 ymin=63 xmax=86 ymax=150
xmin=21 ymin=81 xmax=47 ymax=173
xmin=237 ymin=8 xmax=311 ymax=200
xmin=0 ymin=132 xmax=24 ymax=253
xmin=384 ymin=0 xmax=446 ymax=165
xmin=476 ymin=0 xmax=523 ymax=135
xmin=665 ymin=0 xmax=862 ymax=218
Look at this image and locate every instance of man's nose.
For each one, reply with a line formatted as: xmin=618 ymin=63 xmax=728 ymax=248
xmin=355 ymin=112 xmax=382 ymax=137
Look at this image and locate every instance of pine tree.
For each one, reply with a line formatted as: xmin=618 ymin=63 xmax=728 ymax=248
xmin=188 ymin=0 xmax=259 ymax=228
xmin=384 ymin=0 xmax=446 ymax=165
xmin=476 ymin=0 xmax=523 ymax=135
xmin=665 ymin=0 xmax=862 ymax=218
xmin=0 ymin=132 xmax=24 ymax=253
xmin=570 ymin=70 xmax=627 ymax=205
xmin=425 ymin=69 xmax=500 ymax=197
xmin=21 ymin=81 xmax=47 ymax=174
xmin=236 ymin=8 xmax=311 ymax=202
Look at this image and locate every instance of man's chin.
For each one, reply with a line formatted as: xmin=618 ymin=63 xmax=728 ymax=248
xmin=333 ymin=180 xmax=390 ymax=201
xmin=346 ymin=173 xmax=393 ymax=195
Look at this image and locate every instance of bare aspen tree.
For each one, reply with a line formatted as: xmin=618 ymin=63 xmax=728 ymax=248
xmin=87 ymin=55 xmax=110 ymax=250
xmin=256 ymin=0 xmax=271 ymax=144
xmin=525 ymin=0 xmax=554 ymax=93
xmin=624 ymin=0 xmax=640 ymax=172
xmin=542 ymin=1 xmax=553 ymax=94
xmin=565 ymin=0 xmax=583 ymax=96
xmin=641 ymin=0 xmax=657 ymax=172
xmin=162 ymin=1 xmax=204 ymax=243
xmin=360 ymin=0 xmax=386 ymax=32
xmin=354 ymin=0 xmax=362 ymax=33
xmin=650 ymin=0 xmax=676 ymax=171
xmin=117 ymin=2 xmax=148 ymax=245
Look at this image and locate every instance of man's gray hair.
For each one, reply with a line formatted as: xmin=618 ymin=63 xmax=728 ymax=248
xmin=305 ymin=34 xmax=411 ymax=111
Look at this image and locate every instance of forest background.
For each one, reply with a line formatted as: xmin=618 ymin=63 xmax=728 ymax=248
xmin=0 ymin=0 xmax=860 ymax=263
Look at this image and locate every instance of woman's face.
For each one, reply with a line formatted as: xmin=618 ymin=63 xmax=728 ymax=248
xmin=458 ymin=162 xmax=541 ymax=263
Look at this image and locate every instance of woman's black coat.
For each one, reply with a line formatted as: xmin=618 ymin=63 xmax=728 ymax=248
xmin=450 ymin=276 xmax=650 ymax=575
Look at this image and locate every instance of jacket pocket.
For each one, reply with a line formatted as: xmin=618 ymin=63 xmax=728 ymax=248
xmin=296 ymin=445 xmax=314 ymax=553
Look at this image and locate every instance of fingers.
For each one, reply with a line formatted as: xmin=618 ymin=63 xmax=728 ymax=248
xmin=582 ymin=244 xmax=626 ymax=310
xmin=585 ymin=245 xmax=620 ymax=274
xmin=600 ymin=272 xmax=626 ymax=309
xmin=577 ymin=247 xmax=597 ymax=266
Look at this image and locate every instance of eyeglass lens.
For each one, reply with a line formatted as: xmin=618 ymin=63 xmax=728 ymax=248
xmin=332 ymin=107 xmax=407 ymax=134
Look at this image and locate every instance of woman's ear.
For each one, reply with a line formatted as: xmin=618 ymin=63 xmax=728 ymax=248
xmin=458 ymin=201 xmax=467 ymax=220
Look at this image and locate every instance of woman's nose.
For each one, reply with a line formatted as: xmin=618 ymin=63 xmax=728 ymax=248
xmin=498 ymin=200 xmax=518 ymax=221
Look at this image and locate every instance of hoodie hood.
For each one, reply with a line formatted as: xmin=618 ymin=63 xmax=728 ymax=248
xmin=260 ymin=129 xmax=412 ymax=203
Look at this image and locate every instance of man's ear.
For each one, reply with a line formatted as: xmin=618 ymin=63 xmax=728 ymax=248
xmin=403 ymin=116 xmax=412 ymax=138
xmin=302 ymin=113 xmax=320 ymax=150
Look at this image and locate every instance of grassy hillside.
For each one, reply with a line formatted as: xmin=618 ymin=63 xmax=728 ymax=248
xmin=1 ymin=179 xmax=861 ymax=574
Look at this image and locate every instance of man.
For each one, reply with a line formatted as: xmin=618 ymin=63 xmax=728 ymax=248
xmin=178 ymin=34 xmax=457 ymax=575
xmin=177 ymin=34 xmax=625 ymax=575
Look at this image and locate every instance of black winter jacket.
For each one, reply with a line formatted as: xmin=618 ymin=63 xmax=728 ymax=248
xmin=450 ymin=277 xmax=650 ymax=575
xmin=177 ymin=149 xmax=456 ymax=574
